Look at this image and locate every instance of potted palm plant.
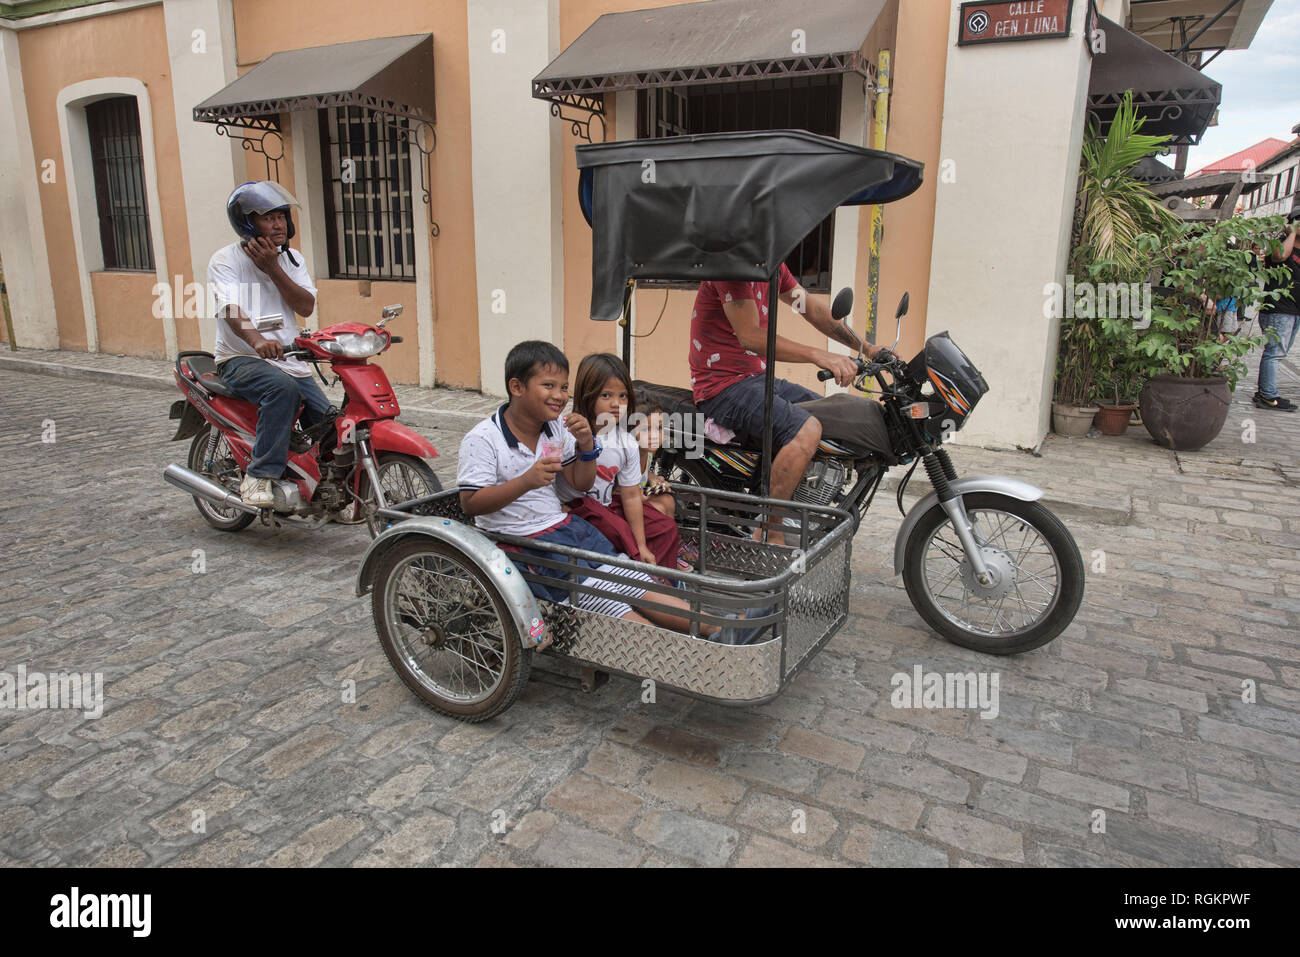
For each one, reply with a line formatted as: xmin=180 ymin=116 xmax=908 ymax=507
xmin=1052 ymin=313 xmax=1101 ymax=437
xmin=1130 ymin=216 xmax=1290 ymax=450
xmin=1055 ymin=93 xmax=1178 ymax=437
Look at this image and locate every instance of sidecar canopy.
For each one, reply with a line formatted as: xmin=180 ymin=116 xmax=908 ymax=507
xmin=576 ymin=130 xmax=924 ymax=321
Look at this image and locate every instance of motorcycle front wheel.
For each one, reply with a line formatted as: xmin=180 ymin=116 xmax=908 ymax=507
xmin=902 ymin=493 xmax=1083 ymax=655
xmin=360 ymin=453 xmax=442 ymax=539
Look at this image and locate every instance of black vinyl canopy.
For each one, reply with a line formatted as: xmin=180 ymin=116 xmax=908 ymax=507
xmin=576 ymin=130 xmax=924 ymax=321
xmin=1088 ymin=16 xmax=1221 ymax=146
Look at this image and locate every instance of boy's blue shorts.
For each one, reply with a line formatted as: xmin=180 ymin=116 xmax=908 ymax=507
xmin=511 ymin=515 xmax=651 ymax=616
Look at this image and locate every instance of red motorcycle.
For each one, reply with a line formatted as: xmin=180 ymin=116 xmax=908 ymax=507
xmin=164 ymin=304 xmax=440 ymax=537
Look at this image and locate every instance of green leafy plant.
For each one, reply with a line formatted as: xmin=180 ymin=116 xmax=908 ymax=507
xmin=1072 ymin=94 xmax=1181 ymax=281
xmin=1131 ymin=216 xmax=1291 ymax=389
xmin=1056 ymin=92 xmax=1179 ymax=407
xmin=1094 ymin=312 xmax=1145 ymax=404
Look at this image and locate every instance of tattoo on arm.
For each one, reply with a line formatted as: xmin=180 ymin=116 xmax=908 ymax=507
xmin=829 ymin=323 xmax=861 ymax=351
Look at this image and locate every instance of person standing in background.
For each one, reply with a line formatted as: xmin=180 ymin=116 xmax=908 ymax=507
xmin=1254 ymin=203 xmax=1300 ymax=412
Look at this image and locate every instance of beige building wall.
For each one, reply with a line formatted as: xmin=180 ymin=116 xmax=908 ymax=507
xmin=857 ymin=0 xmax=948 ymax=370
xmin=0 ymin=27 xmax=59 ymax=349
xmin=467 ymin=0 xmax=566 ymax=396
xmin=556 ymin=0 xmax=940 ymax=399
xmin=18 ymin=3 xmax=193 ymax=357
xmin=232 ymin=0 xmax=480 ymax=389
xmin=162 ymin=0 xmax=243 ymax=354
xmin=926 ymin=0 xmax=1093 ymax=449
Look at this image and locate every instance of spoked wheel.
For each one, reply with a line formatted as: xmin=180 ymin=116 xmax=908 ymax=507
xmin=902 ymin=493 xmax=1083 ymax=655
xmin=187 ymin=426 xmax=255 ymax=531
xmin=361 ymin=454 xmax=442 ymax=539
xmin=371 ymin=537 xmax=530 ymax=721
xmin=654 ymin=452 xmax=750 ymax=539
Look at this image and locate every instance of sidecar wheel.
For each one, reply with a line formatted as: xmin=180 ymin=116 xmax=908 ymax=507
xmin=902 ymin=493 xmax=1083 ymax=655
xmin=371 ymin=537 xmax=530 ymax=722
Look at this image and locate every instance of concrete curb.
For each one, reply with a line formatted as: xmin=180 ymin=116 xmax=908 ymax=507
xmin=0 ymin=351 xmax=488 ymax=431
xmin=0 ymin=354 xmax=174 ymax=393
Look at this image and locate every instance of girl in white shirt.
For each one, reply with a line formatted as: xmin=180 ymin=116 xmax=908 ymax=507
xmin=555 ymin=354 xmax=685 ymax=570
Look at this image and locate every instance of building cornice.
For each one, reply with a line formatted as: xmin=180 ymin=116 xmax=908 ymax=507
xmin=0 ymin=0 xmax=157 ymax=30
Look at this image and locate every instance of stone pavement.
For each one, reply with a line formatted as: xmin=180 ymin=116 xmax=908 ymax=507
xmin=0 ymin=348 xmax=1297 ymax=868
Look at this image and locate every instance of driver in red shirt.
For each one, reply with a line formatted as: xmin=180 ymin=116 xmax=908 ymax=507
xmin=690 ymin=262 xmax=889 ymax=543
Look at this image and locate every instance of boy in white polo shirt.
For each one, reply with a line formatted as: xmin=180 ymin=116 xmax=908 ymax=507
xmin=458 ymin=341 xmax=750 ymax=640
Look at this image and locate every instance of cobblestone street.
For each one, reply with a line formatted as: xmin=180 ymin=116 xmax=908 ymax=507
xmin=1 ymin=353 xmax=1298 ymax=867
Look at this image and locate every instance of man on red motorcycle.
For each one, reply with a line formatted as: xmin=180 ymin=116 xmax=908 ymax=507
xmin=209 ymin=181 xmax=333 ymax=507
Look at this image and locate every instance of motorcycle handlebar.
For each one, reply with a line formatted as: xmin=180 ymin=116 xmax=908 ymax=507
xmin=817 ymin=353 xmax=904 ymax=382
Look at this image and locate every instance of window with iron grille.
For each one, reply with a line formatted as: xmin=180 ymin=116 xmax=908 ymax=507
xmin=86 ymin=96 xmax=154 ymax=272
xmin=636 ymin=75 xmax=844 ymax=292
xmin=318 ymin=106 xmax=416 ymax=281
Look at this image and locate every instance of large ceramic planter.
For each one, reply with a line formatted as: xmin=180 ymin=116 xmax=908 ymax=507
xmin=1094 ymin=403 xmax=1137 ymax=436
xmin=1052 ymin=402 xmax=1099 ymax=438
xmin=1139 ymin=375 xmax=1230 ymax=451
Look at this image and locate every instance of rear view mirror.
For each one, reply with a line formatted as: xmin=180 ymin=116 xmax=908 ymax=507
xmin=831 ymin=287 xmax=854 ymax=321
xmin=893 ymin=292 xmax=909 ymax=351
xmin=378 ymin=304 xmax=403 ymax=327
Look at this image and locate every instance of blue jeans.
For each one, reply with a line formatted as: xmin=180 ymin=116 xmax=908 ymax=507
xmin=1258 ymin=313 xmax=1298 ymax=400
xmin=219 ymin=356 xmax=333 ymax=478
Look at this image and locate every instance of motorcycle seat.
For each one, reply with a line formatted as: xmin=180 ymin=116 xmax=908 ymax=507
xmin=177 ymin=352 xmax=240 ymax=400
xmin=633 ymin=379 xmax=756 ymax=449
xmin=635 ymin=377 xmax=894 ymax=463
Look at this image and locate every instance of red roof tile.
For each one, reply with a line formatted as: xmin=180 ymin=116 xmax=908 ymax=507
xmin=1190 ymin=138 xmax=1291 ymax=177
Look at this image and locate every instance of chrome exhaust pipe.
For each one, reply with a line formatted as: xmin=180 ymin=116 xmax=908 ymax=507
xmin=164 ymin=464 xmax=259 ymax=515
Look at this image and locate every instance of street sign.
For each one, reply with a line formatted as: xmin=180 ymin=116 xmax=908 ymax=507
xmin=958 ymin=0 xmax=1074 ymax=45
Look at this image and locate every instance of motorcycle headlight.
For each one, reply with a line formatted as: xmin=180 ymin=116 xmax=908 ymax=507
xmin=319 ymin=331 xmax=386 ymax=357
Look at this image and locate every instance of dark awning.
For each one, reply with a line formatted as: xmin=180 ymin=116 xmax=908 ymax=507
xmin=1088 ymin=16 xmax=1220 ymax=146
xmin=533 ymin=0 xmax=886 ymax=109
xmin=576 ymin=130 xmax=923 ymax=321
xmin=194 ymin=34 xmax=434 ymax=126
xmin=1131 ymin=155 xmax=1181 ymax=184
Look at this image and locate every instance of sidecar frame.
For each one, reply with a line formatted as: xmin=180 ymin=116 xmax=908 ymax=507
xmin=358 ymin=482 xmax=854 ymax=706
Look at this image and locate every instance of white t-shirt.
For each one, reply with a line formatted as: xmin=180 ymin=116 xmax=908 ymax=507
xmin=457 ymin=407 xmax=578 ymax=536
xmin=554 ymin=428 xmax=642 ymax=507
xmin=208 ymin=240 xmax=317 ymax=377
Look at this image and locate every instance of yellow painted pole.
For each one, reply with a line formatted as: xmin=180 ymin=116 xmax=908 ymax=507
xmin=864 ymin=50 xmax=891 ymax=344
xmin=0 ymin=256 xmax=15 ymax=351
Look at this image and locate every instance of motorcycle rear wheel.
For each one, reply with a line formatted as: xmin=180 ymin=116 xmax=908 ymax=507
xmin=653 ymin=452 xmax=752 ymax=539
xmin=902 ymin=493 xmax=1083 ymax=655
xmin=187 ymin=427 xmax=255 ymax=532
